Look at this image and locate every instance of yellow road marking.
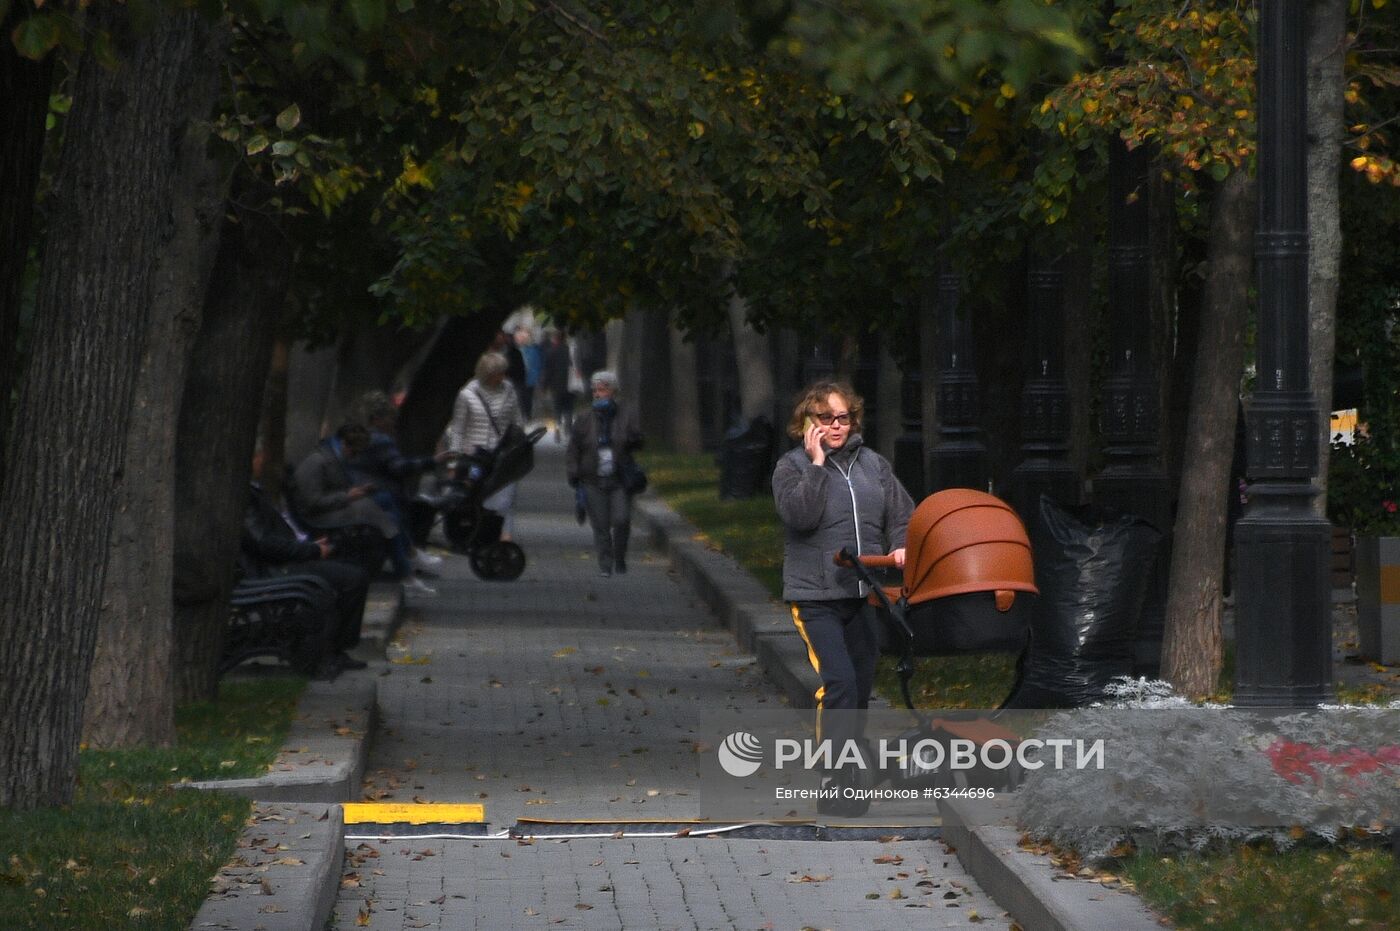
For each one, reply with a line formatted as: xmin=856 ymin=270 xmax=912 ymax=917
xmin=342 ymin=803 xmax=486 ymax=825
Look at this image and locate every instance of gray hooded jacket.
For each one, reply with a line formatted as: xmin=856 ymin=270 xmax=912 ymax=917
xmin=771 ymin=435 xmax=915 ymax=602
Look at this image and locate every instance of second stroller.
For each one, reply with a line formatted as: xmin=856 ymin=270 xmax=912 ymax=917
xmin=409 ymin=425 xmax=546 ymax=580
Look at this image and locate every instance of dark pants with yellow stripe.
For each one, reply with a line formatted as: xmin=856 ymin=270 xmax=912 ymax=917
xmin=791 ymin=599 xmax=877 ymax=749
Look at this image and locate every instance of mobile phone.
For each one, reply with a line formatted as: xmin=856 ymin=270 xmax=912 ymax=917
xmin=803 ymin=416 xmax=816 ymax=433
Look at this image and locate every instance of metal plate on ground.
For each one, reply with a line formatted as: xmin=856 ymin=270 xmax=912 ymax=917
xmin=509 ymin=820 xmax=942 ymax=841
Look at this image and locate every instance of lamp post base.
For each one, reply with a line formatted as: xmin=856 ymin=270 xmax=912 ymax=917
xmin=1232 ymin=483 xmax=1334 ymax=708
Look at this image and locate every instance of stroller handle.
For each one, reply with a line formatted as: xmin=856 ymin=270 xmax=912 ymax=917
xmin=832 ymin=551 xmax=900 ymax=569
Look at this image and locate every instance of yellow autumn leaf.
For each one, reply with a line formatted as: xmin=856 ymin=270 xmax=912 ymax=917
xmin=553 ymin=647 xmax=578 ymax=658
xmin=999 ymin=82 xmax=1016 ymax=100
xmin=1082 ymin=98 xmax=1099 ymax=114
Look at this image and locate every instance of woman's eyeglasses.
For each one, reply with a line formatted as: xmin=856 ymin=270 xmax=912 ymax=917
xmin=814 ymin=412 xmax=851 ymax=426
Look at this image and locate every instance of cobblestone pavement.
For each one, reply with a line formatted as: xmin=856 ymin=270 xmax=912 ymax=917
xmin=332 ymin=440 xmax=1014 ymax=929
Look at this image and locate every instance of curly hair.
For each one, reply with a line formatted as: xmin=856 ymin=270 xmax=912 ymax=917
xmin=786 ymin=381 xmax=864 ymax=440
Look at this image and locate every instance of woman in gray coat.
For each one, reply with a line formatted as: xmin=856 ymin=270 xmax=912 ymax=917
xmin=771 ymin=381 xmax=914 ymax=780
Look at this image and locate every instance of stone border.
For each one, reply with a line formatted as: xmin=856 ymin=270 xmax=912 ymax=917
xmin=183 ymin=673 xmax=376 ymax=803
xmin=940 ymin=797 xmax=1165 ymax=931
xmin=189 ymin=802 xmax=344 ymax=931
xmin=188 ymin=583 xmax=403 ymax=929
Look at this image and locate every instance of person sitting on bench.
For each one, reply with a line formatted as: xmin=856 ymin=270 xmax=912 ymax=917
xmin=352 ymin=391 xmax=453 ymax=573
xmin=245 ymin=445 xmax=370 ymax=677
xmin=290 ymin=423 xmax=436 ymax=597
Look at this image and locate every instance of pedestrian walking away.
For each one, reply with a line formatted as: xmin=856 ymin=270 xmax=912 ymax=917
xmin=771 ymin=380 xmax=914 ymax=811
xmin=566 ymin=369 xmax=644 ymax=577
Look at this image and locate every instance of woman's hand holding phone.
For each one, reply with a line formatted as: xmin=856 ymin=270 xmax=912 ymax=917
xmin=802 ymin=416 xmax=827 ymax=467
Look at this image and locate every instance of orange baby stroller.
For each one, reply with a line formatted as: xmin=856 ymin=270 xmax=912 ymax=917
xmin=836 ymin=490 xmax=1039 ymax=798
xmin=837 ymin=488 xmax=1038 ymax=710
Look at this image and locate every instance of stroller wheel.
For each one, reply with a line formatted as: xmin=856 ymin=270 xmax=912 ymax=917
xmin=471 ymin=541 xmax=525 ymax=581
xmin=443 ymin=507 xmax=477 ymax=551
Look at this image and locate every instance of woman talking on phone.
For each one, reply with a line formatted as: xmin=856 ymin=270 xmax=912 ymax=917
xmin=771 ymin=381 xmax=914 ymax=797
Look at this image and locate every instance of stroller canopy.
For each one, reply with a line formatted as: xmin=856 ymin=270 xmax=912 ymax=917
xmin=903 ymin=489 xmax=1037 ymax=607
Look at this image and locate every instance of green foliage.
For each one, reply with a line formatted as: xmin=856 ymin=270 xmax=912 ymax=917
xmin=362 ymin=1 xmax=963 ymax=333
xmin=0 ymin=677 xmax=305 ymax=930
xmin=1034 ymin=1 xmax=1257 ymax=203
xmin=737 ymin=0 xmax=1088 ymax=100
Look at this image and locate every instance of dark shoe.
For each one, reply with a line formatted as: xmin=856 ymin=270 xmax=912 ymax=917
xmin=614 ymin=558 xmax=627 ymax=575
xmin=313 ymin=658 xmax=341 ymax=681
xmin=337 ymin=651 xmax=368 ymax=671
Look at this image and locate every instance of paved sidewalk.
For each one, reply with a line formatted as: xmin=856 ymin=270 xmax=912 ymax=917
xmin=332 ymin=440 xmax=1014 ymax=930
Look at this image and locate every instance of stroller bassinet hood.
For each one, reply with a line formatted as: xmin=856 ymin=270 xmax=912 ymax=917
xmin=903 ymin=489 xmax=1037 ymax=606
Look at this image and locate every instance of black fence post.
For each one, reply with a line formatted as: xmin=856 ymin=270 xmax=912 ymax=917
xmin=1094 ymin=138 xmax=1173 ymax=677
xmin=1007 ymin=255 xmax=1080 ymax=521
xmin=930 ymin=270 xmax=987 ymax=492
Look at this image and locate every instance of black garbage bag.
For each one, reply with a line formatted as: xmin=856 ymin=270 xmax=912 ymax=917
xmin=1002 ymin=495 xmax=1162 ymax=709
xmin=718 ymin=415 xmax=775 ymax=499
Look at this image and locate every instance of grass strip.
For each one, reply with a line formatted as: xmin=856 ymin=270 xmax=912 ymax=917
xmin=1120 ymin=843 xmax=1400 ymax=930
xmin=0 ymin=676 xmax=306 ymax=930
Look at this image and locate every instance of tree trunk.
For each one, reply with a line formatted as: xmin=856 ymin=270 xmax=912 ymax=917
xmin=284 ymin=338 xmax=339 ymax=465
xmin=1306 ymin=0 xmax=1347 ymax=514
xmin=635 ymin=307 xmax=673 ymax=442
xmin=617 ymin=305 xmax=646 ymax=403
xmin=1161 ymin=171 xmax=1256 ymax=698
xmin=668 ymin=312 xmax=704 ymax=454
xmin=604 ymin=317 xmax=626 ymax=375
xmin=321 ymin=323 xmax=436 ymax=429
xmin=1152 ymin=162 xmax=1187 ymax=494
xmin=0 ymin=6 xmax=56 ymax=479
xmin=84 ymin=20 xmax=231 ymax=748
xmin=172 ymin=204 xmax=294 ymax=704
xmin=395 ymin=308 xmax=512 ymax=455
xmin=259 ymin=338 xmax=292 ymax=503
xmin=728 ymin=289 xmax=775 ymax=424
xmin=0 ymin=6 xmax=220 ymax=808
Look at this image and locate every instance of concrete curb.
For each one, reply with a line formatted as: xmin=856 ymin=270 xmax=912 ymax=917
xmin=635 ymin=491 xmax=1168 ymax=930
xmin=358 ymin=580 xmax=406 ymax=655
xmin=940 ymin=797 xmax=1165 ymax=931
xmin=188 ymin=585 xmax=400 ymax=930
xmin=633 ymin=495 xmax=820 ymax=708
xmin=184 ymin=673 xmax=377 ymax=803
xmin=189 ymin=802 xmax=344 ymax=931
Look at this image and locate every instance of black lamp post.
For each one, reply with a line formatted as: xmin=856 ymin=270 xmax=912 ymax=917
xmin=930 ymin=270 xmax=987 ymax=491
xmin=1233 ymin=0 xmax=1333 ymax=706
xmin=1094 ymin=138 xmax=1171 ymax=676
